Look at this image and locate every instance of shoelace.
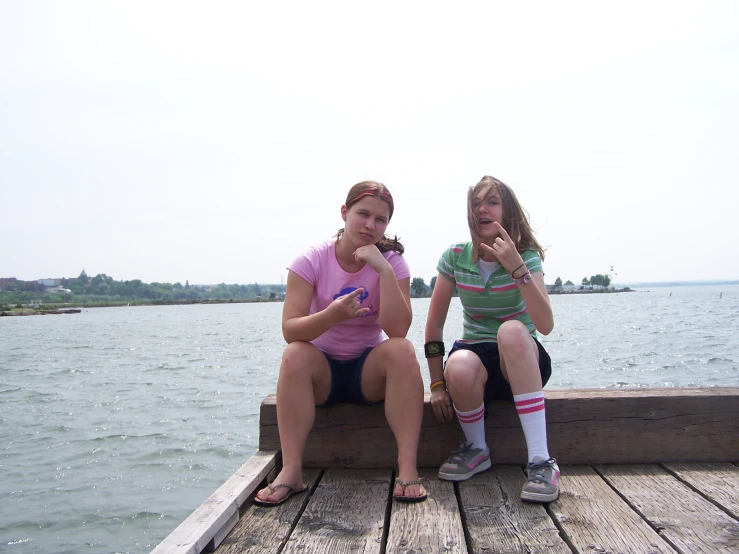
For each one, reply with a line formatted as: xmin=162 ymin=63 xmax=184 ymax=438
xmin=527 ymin=458 xmax=555 ymax=482
xmin=448 ymin=441 xmax=474 ymax=462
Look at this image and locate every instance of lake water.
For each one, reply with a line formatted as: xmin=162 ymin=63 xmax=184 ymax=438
xmin=1 ymin=285 xmax=737 ymax=553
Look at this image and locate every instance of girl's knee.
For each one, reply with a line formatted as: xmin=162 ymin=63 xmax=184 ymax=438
xmin=444 ymin=352 xmax=482 ymax=390
xmin=280 ymin=342 xmax=317 ymax=378
xmin=382 ymin=338 xmax=417 ymax=366
xmin=497 ymin=321 xmax=532 ymax=353
xmin=374 ymin=339 xmax=421 ymax=384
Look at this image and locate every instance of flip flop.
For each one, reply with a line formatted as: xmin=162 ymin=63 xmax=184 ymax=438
xmin=393 ymin=478 xmax=427 ymax=503
xmin=253 ymin=482 xmax=309 ymax=507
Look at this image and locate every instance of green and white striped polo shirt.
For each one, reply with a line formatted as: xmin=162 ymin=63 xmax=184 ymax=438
xmin=437 ymin=242 xmax=543 ymax=343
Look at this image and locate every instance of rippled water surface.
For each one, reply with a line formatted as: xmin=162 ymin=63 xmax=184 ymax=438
xmin=1 ymin=286 xmax=737 ymax=553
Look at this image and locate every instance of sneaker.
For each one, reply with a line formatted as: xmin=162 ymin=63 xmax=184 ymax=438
xmin=520 ymin=456 xmax=560 ymax=503
xmin=438 ymin=441 xmax=492 ymax=481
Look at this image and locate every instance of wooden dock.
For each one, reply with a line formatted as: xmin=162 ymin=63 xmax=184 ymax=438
xmin=152 ymin=388 xmax=739 ymax=554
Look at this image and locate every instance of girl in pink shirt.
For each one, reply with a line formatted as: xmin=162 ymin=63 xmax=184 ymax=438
xmin=255 ymin=181 xmax=426 ymax=506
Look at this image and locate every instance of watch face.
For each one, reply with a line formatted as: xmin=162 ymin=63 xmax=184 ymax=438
xmin=521 ymin=273 xmax=531 ymax=284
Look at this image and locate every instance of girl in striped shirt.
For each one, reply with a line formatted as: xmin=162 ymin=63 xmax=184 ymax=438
xmin=424 ymin=175 xmax=559 ymax=503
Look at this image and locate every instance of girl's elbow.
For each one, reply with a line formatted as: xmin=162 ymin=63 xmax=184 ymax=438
xmin=386 ymin=326 xmax=411 ymax=338
xmin=384 ymin=322 xmax=411 ymax=338
xmin=282 ymin=324 xmax=297 ymax=343
xmin=538 ymin=320 xmax=555 ymax=336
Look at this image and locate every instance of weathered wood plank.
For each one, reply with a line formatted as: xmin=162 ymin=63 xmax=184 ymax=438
xmin=281 ymin=469 xmax=390 ymax=554
xmin=550 ymin=465 xmax=672 ymax=553
xmin=663 ymin=462 xmax=739 ymax=518
xmin=385 ymin=468 xmax=466 ymax=553
xmin=151 ymin=451 xmax=279 ymax=554
xmin=545 ymin=388 xmax=739 ymax=465
xmin=459 ymin=466 xmax=570 ymax=553
xmin=597 ymin=464 xmax=739 ymax=553
xmin=258 ymin=388 xmax=739 ymax=467
xmin=215 ymin=469 xmax=321 ymax=553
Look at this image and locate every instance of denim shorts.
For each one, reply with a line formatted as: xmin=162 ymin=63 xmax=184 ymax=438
xmin=318 ymin=347 xmax=382 ymax=407
xmin=447 ymin=338 xmax=551 ymax=404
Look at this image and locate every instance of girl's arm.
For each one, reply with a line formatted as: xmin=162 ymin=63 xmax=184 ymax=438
xmin=518 ymin=271 xmax=554 ymax=335
xmin=484 ymin=222 xmax=554 ymax=335
xmin=425 ymin=273 xmax=455 ymax=422
xmin=425 ymin=273 xmax=454 ymax=381
xmin=354 ymin=245 xmax=412 ymax=337
xmin=282 ymin=270 xmax=367 ymax=343
xmin=378 ymin=271 xmax=412 ymax=338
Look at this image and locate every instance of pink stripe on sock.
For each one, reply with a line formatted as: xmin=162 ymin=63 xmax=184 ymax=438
xmin=515 ymin=397 xmax=544 ymax=407
xmin=457 ymin=408 xmax=485 ymax=423
xmin=516 ymin=403 xmax=545 ymax=415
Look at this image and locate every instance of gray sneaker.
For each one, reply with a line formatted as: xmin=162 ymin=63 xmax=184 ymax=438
xmin=438 ymin=441 xmax=492 ymax=481
xmin=520 ymin=456 xmax=560 ymax=503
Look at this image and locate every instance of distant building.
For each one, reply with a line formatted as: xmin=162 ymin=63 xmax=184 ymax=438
xmin=48 ymin=285 xmax=72 ymax=294
xmin=563 ymin=280 xmax=576 ymax=292
xmin=38 ymin=278 xmax=62 ymax=287
xmin=0 ymin=277 xmax=17 ymax=291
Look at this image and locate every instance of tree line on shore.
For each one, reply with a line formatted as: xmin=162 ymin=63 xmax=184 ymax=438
xmin=552 ymin=274 xmax=613 ymax=290
xmin=0 ymin=272 xmax=285 ymax=308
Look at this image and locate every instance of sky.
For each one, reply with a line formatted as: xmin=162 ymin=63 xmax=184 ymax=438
xmin=2 ymin=1 xmax=739 ymax=286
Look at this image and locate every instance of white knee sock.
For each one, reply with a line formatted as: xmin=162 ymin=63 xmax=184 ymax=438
xmin=454 ymin=403 xmax=487 ymax=450
xmin=514 ymin=392 xmax=550 ymax=463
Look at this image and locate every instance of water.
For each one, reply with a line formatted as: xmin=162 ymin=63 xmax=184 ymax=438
xmin=1 ymin=286 xmax=737 ymax=553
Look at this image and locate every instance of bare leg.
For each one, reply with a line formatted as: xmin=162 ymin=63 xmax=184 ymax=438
xmin=498 ymin=320 xmax=550 ymax=463
xmin=443 ymin=350 xmax=489 ymax=450
xmin=256 ymin=342 xmax=331 ymax=503
xmin=443 ymin=350 xmax=488 ymax=411
xmin=361 ymin=338 xmax=425 ymax=499
xmin=497 ymin=321 xmax=542 ymax=394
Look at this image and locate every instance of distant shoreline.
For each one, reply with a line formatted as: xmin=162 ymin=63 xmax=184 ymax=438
xmin=2 ymin=282 xmax=736 ymax=313
xmin=0 ymin=298 xmax=284 ymax=313
xmin=618 ymin=280 xmax=739 ymax=288
xmin=548 ymin=287 xmax=633 ymax=295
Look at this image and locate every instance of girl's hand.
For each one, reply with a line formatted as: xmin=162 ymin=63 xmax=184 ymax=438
xmin=328 ymin=287 xmax=370 ymax=322
xmin=430 ymin=387 xmax=455 ymax=423
xmin=482 ymin=222 xmax=525 ymax=274
xmin=354 ymin=244 xmax=392 ymax=275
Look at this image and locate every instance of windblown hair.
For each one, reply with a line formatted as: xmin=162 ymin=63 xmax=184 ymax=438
xmin=336 ymin=181 xmax=404 ymax=254
xmin=468 ymin=175 xmax=545 ymax=261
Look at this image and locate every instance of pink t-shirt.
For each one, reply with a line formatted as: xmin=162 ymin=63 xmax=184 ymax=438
xmin=288 ymin=240 xmax=411 ymax=360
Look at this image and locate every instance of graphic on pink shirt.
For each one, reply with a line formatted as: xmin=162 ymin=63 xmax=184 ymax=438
xmin=333 ymin=286 xmax=369 ymax=303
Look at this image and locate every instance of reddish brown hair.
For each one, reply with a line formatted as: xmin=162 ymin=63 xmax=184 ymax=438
xmin=337 ymin=181 xmax=404 ymax=254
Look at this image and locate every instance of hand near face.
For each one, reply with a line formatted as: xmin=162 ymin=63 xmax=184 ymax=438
xmin=329 ymin=287 xmax=370 ymax=322
xmin=354 ymin=244 xmax=392 ymax=275
xmin=481 ymin=222 xmax=525 ymax=274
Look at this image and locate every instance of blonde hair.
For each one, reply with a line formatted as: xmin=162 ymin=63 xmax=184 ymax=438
xmin=468 ymin=175 xmax=545 ymax=261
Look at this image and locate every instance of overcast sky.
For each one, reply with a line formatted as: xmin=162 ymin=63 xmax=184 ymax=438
xmin=2 ymin=1 xmax=738 ymax=286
